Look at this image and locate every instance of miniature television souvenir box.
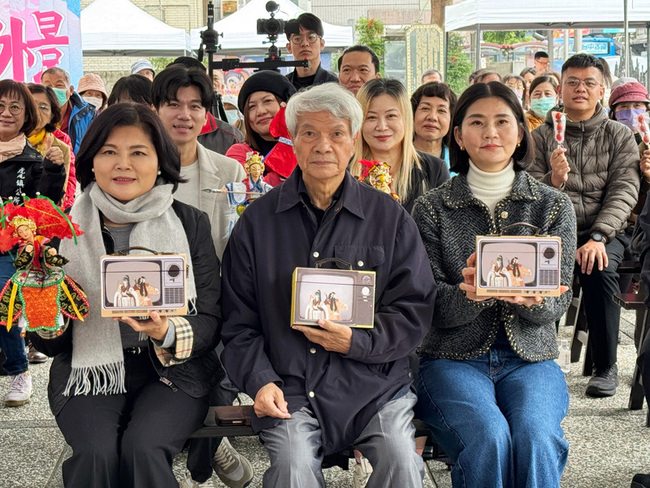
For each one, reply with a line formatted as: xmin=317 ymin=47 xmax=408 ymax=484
xmin=291 ymin=267 xmax=376 ymax=328
xmin=100 ymin=254 xmax=188 ymax=317
xmin=475 ymin=235 xmax=562 ymax=297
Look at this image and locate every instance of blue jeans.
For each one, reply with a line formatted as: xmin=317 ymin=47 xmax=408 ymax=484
xmin=0 ymin=254 xmax=27 ymax=376
xmin=416 ymin=343 xmax=569 ymax=488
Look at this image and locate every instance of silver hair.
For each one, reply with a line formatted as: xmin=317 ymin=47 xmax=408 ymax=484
xmin=285 ymin=84 xmax=362 ymax=137
xmin=42 ymin=67 xmax=71 ymax=86
xmin=421 ymin=68 xmax=442 ymax=82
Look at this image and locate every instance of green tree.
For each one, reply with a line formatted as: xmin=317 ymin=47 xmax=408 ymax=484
xmin=151 ymin=57 xmax=184 ymax=73
xmin=446 ymin=32 xmax=473 ymax=94
xmin=482 ymin=31 xmax=531 ymax=45
xmin=355 ymin=17 xmax=386 ymax=75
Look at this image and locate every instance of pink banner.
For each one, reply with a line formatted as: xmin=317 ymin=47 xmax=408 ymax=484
xmin=0 ymin=0 xmax=82 ymax=84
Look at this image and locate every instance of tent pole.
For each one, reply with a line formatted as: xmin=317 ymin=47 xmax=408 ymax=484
xmin=647 ymin=22 xmax=650 ymax=88
xmin=564 ymin=29 xmax=570 ymax=62
xmin=546 ymin=30 xmax=554 ymax=70
xmin=624 ymin=0 xmax=629 ymax=76
xmin=476 ymin=24 xmax=481 ymax=70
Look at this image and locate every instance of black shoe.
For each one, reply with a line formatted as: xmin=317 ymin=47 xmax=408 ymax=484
xmin=585 ymin=364 xmax=618 ymax=397
xmin=632 ymin=473 xmax=650 ymax=488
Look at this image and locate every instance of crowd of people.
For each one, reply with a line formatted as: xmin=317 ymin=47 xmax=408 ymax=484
xmin=1 ymin=9 xmax=650 ymax=488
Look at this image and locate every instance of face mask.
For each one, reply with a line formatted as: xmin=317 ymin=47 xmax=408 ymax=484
xmin=615 ymin=107 xmax=647 ymax=132
xmin=530 ymin=96 xmax=557 ymax=117
xmin=83 ymin=96 xmax=103 ymax=111
xmin=224 ymin=109 xmax=241 ymax=126
xmin=514 ymin=89 xmax=524 ymax=100
xmin=51 ymin=87 xmax=69 ymax=106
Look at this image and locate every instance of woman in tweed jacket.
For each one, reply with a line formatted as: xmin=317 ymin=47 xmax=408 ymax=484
xmin=413 ymin=82 xmax=577 ymax=488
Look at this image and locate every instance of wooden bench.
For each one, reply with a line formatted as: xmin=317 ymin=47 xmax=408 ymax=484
xmin=612 ymin=291 xmax=650 ymax=425
xmin=190 ymin=406 xmax=450 ymax=483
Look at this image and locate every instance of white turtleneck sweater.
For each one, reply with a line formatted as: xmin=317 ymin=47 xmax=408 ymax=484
xmin=466 ymin=160 xmax=516 ymax=218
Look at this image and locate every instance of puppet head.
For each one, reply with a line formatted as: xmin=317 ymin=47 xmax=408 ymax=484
xmin=0 ymin=197 xmax=83 ymax=252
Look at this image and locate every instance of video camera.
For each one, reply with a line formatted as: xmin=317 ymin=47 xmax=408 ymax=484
xmin=199 ymin=0 xmax=308 ymax=74
xmin=257 ymin=1 xmax=285 ymax=40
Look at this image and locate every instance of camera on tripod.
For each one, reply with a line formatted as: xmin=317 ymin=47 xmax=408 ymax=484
xmin=257 ymin=1 xmax=284 ymax=38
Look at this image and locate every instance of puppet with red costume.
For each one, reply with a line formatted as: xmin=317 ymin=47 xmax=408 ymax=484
xmin=0 ymin=197 xmax=89 ymax=336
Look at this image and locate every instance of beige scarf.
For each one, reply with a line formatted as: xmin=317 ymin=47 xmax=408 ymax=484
xmin=0 ymin=134 xmax=26 ymax=163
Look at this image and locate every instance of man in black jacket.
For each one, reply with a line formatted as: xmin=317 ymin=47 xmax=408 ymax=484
xmin=284 ymin=13 xmax=338 ymax=90
xmin=221 ymin=83 xmax=435 ymax=487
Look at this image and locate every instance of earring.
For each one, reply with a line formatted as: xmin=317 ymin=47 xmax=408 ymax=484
xmin=517 ymin=142 xmax=521 ymax=148
xmin=91 ymin=168 xmax=95 ymax=173
xmin=460 ymin=146 xmax=465 ymax=151
xmin=157 ymin=170 xmax=161 ymax=175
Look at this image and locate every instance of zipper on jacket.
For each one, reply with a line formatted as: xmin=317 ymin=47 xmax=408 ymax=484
xmin=159 ymin=376 xmax=178 ymax=392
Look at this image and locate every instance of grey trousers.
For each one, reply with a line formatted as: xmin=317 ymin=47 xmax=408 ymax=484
xmin=258 ymin=390 xmax=423 ymax=488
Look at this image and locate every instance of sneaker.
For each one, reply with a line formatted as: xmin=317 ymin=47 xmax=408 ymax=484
xmin=632 ymin=473 xmax=650 ymax=488
xmin=27 ymin=346 xmax=47 ymax=364
xmin=5 ymin=372 xmax=32 ymax=407
xmin=212 ymin=437 xmax=254 ymax=488
xmin=352 ymin=456 xmax=373 ymax=488
xmin=585 ymin=364 xmax=618 ymax=397
xmin=179 ymin=470 xmax=215 ymax=488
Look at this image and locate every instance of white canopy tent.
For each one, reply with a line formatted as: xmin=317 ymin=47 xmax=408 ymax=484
xmin=191 ymin=0 xmax=353 ymax=55
xmin=81 ymin=0 xmax=192 ymax=56
xmin=445 ymin=0 xmax=650 ymax=82
xmin=445 ymin=0 xmax=650 ymax=31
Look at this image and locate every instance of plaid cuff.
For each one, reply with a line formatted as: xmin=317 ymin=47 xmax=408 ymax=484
xmin=153 ymin=316 xmax=194 ymax=367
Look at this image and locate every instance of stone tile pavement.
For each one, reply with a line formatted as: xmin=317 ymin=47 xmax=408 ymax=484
xmin=0 ymin=309 xmax=648 ymax=488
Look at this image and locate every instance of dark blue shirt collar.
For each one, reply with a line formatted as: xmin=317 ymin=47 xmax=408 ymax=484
xmin=276 ymin=166 xmax=365 ymax=220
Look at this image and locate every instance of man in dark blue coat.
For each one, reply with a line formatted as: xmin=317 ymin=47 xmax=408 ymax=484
xmin=221 ymin=83 xmax=436 ymax=487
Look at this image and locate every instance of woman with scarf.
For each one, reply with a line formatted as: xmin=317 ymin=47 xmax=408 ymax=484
xmin=27 ymin=83 xmax=77 ymax=208
xmin=225 ymin=70 xmax=297 ymax=186
xmin=28 ymin=103 xmax=222 ymax=488
xmin=0 ymin=79 xmax=65 ymax=408
xmin=525 ymin=75 xmax=559 ymax=132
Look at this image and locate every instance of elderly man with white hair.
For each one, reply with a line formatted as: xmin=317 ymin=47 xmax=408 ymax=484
xmin=220 ymin=82 xmax=436 ymax=487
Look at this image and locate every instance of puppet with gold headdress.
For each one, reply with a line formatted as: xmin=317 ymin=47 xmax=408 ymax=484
xmin=221 ymin=151 xmax=275 ymax=236
xmin=0 ymin=197 xmax=89 ymax=336
xmin=357 ymin=159 xmax=401 ymax=202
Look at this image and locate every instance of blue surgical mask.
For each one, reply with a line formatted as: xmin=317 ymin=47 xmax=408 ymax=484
xmin=224 ymin=109 xmax=241 ymax=126
xmin=530 ymin=96 xmax=557 ymax=117
xmin=51 ymin=87 xmax=69 ymax=106
xmin=615 ymin=107 xmax=647 ymax=132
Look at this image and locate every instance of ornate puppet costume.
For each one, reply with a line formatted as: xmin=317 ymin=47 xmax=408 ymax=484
xmin=357 ymin=159 xmax=401 ymax=202
xmin=222 ymin=151 xmax=274 ymax=236
xmin=0 ymin=197 xmax=88 ymax=335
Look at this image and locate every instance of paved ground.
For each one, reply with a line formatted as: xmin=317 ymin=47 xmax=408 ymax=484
xmin=0 ymin=309 xmax=648 ymax=488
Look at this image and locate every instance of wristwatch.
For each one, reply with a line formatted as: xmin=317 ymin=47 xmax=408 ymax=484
xmin=591 ymin=232 xmax=607 ymax=244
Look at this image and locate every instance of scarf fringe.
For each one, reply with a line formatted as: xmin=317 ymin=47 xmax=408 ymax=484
xmin=64 ymin=361 xmax=126 ymax=397
xmin=138 ymin=331 xmax=148 ymax=342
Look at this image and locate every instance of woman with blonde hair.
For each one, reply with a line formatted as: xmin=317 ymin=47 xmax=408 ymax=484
xmin=350 ymin=78 xmax=449 ymax=212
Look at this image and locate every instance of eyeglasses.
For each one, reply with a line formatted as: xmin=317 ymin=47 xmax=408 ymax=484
xmin=37 ymin=104 xmax=51 ymax=113
xmin=0 ymin=103 xmax=24 ymax=115
xmin=564 ymin=78 xmax=601 ymax=90
xmin=290 ymin=33 xmax=321 ymax=45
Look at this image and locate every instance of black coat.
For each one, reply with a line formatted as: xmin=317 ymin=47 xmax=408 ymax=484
xmin=0 ymin=144 xmax=66 ymax=204
xmin=221 ymin=168 xmax=436 ymax=455
xmin=401 ymin=152 xmax=450 ymax=213
xmin=29 ymin=200 xmax=223 ymax=415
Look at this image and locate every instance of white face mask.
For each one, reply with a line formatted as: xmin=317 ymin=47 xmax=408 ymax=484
xmin=224 ymin=109 xmax=241 ymax=126
xmin=83 ymin=96 xmax=103 ymax=110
